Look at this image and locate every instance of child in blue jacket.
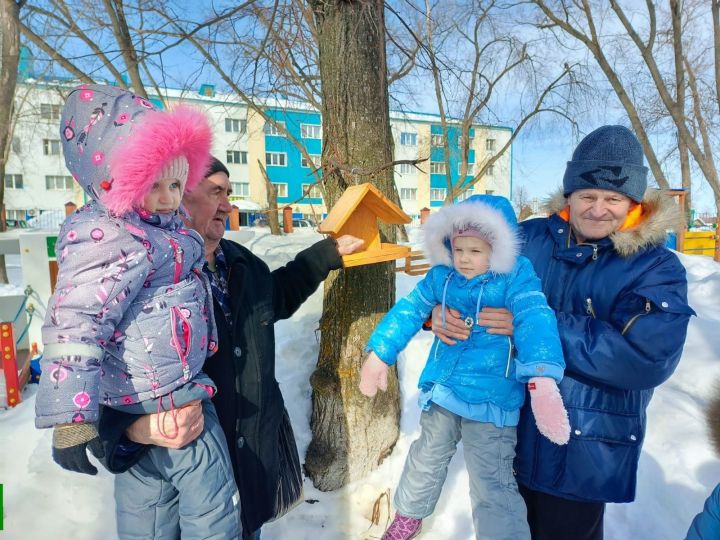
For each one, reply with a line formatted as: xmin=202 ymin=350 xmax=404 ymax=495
xmin=359 ymin=195 xmax=569 ymax=540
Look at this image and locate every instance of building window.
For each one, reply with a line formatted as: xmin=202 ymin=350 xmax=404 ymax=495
xmin=301 ymin=154 xmax=321 ymax=168
xmin=400 ymin=188 xmax=417 ymax=200
xmin=225 ymin=118 xmax=247 ymax=133
xmin=485 ymin=165 xmax=494 ymax=177
xmin=430 ymin=161 xmax=446 ymax=174
xmin=40 ymin=103 xmax=61 ymax=120
xmin=459 ymin=163 xmax=474 ymax=176
xmin=272 ymin=183 xmax=288 ymax=197
xmin=43 ymin=139 xmax=61 ymax=155
xmin=300 ymin=123 xmax=322 ymax=139
xmin=430 ymin=188 xmax=447 ymax=201
xmin=485 ymin=189 xmax=495 ymax=195
xmin=400 ymin=132 xmax=417 ymax=146
xmin=456 ymin=188 xmax=475 ymax=201
xmin=4 ymin=174 xmax=23 ymax=189
xmin=302 ymin=183 xmax=323 ymax=199
xmin=266 ymin=152 xmax=287 ymax=167
xmin=397 ymin=163 xmax=415 ymax=175
xmin=231 ymin=182 xmax=250 ymax=197
xmin=264 ymin=120 xmax=286 ymax=136
xmin=431 ymin=134 xmax=444 ymax=147
xmin=227 ymin=150 xmax=248 ymax=164
xmin=45 ymin=175 xmax=73 ymax=190
xmin=6 ymin=209 xmax=27 ymax=221
xmin=486 ymin=138 xmax=496 ymax=151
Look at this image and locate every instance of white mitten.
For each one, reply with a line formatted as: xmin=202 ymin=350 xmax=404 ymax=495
xmin=359 ymin=352 xmax=389 ymax=397
xmin=529 ymin=377 xmax=570 ymax=445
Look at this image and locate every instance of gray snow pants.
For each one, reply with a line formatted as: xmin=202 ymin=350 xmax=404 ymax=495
xmin=114 ymin=399 xmax=241 ymax=539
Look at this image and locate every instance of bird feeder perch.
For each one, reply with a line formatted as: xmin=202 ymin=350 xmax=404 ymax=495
xmin=319 ymin=183 xmax=411 ymax=267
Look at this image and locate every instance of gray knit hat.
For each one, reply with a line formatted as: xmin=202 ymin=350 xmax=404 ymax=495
xmin=157 ymin=155 xmax=189 ymax=184
xmin=563 ymin=125 xmax=648 ymax=202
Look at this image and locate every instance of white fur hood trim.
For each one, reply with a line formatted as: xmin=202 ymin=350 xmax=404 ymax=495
xmin=422 ymin=201 xmax=521 ymax=274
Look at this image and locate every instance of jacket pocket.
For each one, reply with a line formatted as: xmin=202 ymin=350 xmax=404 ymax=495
xmin=555 ymin=406 xmax=643 ymax=502
xmin=568 ymin=406 xmax=642 ymax=445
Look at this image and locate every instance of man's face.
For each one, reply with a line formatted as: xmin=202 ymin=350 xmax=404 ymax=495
xmin=182 ymin=172 xmax=232 ymax=244
xmin=567 ymin=188 xmax=632 ymax=242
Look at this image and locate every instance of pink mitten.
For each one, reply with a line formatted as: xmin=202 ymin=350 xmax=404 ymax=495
xmin=529 ymin=377 xmax=570 ymax=445
xmin=359 ymin=352 xmax=389 ymax=397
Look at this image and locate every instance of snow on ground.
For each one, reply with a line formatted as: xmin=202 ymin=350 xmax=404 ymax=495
xmin=1 ymin=228 xmax=719 ymax=539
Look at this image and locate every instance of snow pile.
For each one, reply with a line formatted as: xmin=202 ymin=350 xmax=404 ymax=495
xmin=1 ymin=232 xmax=719 ymax=539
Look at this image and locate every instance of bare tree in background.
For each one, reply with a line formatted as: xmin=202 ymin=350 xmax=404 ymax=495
xmin=389 ymin=0 xmax=579 ymax=204
xmin=530 ymin=0 xmax=720 ymax=229
xmin=0 ymin=0 xmax=25 ymax=284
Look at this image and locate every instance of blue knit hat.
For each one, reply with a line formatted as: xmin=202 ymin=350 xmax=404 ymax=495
xmin=562 ymin=125 xmax=648 ymax=202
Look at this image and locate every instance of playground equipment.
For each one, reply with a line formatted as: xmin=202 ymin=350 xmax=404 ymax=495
xmin=0 ymin=296 xmax=32 ymax=408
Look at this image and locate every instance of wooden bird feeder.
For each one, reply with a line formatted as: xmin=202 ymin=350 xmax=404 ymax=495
xmin=319 ymin=183 xmax=411 ymax=267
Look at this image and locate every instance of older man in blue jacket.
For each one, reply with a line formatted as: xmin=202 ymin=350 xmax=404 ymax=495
xmin=434 ymin=125 xmax=694 ymax=540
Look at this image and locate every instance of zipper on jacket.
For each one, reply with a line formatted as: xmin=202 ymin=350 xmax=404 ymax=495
xmin=504 ymin=336 xmax=513 ymax=378
xmin=621 ymin=298 xmax=652 ymax=336
xmin=591 ymin=245 xmax=598 ymax=260
xmin=585 ymin=298 xmax=596 ymax=319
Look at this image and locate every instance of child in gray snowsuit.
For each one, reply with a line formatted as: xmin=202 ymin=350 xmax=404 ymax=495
xmin=35 ymin=85 xmax=241 ymax=539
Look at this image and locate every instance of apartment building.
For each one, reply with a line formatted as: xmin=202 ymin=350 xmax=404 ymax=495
xmin=4 ymin=80 xmax=512 ymax=226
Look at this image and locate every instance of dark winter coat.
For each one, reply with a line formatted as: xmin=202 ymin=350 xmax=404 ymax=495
xmin=204 ymin=236 xmax=342 ymax=533
xmin=514 ymin=189 xmax=695 ymax=503
xmin=97 ymin=236 xmax=343 ymax=535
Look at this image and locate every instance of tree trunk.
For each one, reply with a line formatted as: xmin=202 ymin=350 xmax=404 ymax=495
xmin=305 ymin=0 xmax=400 ymax=491
xmin=258 ymin=160 xmax=282 ymax=236
xmin=0 ymin=0 xmax=23 ymax=284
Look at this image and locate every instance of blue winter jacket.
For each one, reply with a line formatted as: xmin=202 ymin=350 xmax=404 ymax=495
xmin=514 ymin=190 xmax=695 ymax=503
xmin=368 ymin=194 xmax=565 ymax=410
xmin=686 ymin=484 xmax=720 ymax=540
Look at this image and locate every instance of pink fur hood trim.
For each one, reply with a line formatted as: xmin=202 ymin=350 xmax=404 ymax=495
xmin=104 ymin=105 xmax=212 ymax=215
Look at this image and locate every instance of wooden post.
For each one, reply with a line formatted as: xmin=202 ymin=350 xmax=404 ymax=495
xmin=666 ymin=190 xmax=687 ymax=252
xmin=420 ymin=207 xmax=430 ymax=224
xmin=64 ymin=202 xmax=77 ymax=217
xmin=229 ymin=206 xmax=240 ymax=231
xmin=283 ymin=206 xmax=293 ymax=234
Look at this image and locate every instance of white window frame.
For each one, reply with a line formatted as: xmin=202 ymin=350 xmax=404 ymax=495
xmin=264 ymin=120 xmax=286 ymax=136
xmin=400 ymin=188 xmax=417 ymax=200
xmin=486 ymin=164 xmax=494 ymax=177
xmin=486 ymin=138 xmax=496 ymax=151
xmin=485 ymin=189 xmax=495 ymax=195
xmin=459 ymin=163 xmax=475 ymax=176
xmin=227 ymin=150 xmax=248 ymax=164
xmin=40 ymin=103 xmax=61 ymax=120
xmin=45 ymin=175 xmax=73 ymax=190
xmin=43 ymin=139 xmax=61 ymax=155
xmin=397 ymin=163 xmax=414 ymax=175
xmin=272 ymin=182 xmax=288 ymax=197
xmin=430 ymin=134 xmax=444 ymax=147
xmin=301 ymin=183 xmax=323 ymax=199
xmin=400 ymin=132 xmax=417 ymax=146
xmin=4 ymin=174 xmax=23 ymax=189
xmin=230 ymin=182 xmax=250 ymax=198
xmin=265 ymin=152 xmax=287 ymax=167
xmin=430 ymin=188 xmax=447 ymax=201
xmin=456 ymin=188 xmax=475 ymax=201
xmin=300 ymin=123 xmax=322 ymax=139
xmin=6 ymin=209 xmax=27 ymax=221
xmin=301 ymin=154 xmax=321 ymax=168
xmin=225 ymin=118 xmax=247 ymax=133
xmin=430 ymin=161 xmax=446 ymax=174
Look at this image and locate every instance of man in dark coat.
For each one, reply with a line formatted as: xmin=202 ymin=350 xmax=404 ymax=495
xmin=433 ymin=125 xmax=694 ymax=540
xmin=99 ymin=158 xmax=363 ymax=538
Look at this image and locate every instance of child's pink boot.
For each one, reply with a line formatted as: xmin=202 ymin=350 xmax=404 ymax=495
xmin=382 ymin=513 xmax=422 ymax=540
